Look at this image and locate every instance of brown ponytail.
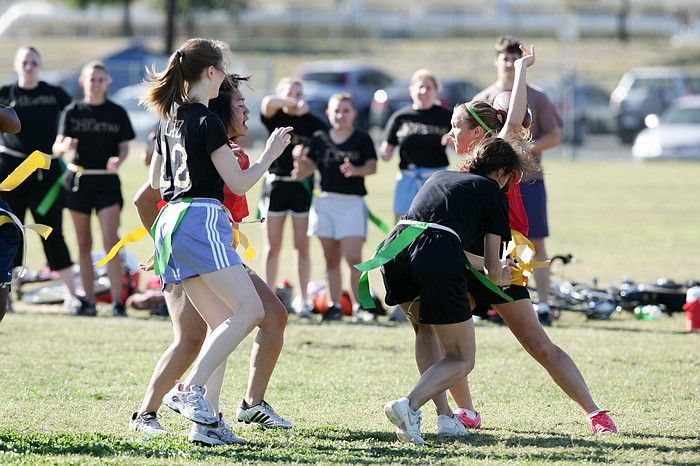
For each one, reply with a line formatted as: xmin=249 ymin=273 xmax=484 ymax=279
xmin=141 ymin=38 xmax=231 ymax=119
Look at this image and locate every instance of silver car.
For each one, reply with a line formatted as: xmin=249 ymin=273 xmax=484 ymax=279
xmin=632 ymin=95 xmax=700 ymax=160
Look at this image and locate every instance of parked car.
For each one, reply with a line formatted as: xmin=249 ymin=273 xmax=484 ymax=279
xmin=632 ymin=95 xmax=700 ymax=160
xmin=537 ymin=79 xmax=615 ymax=145
xmin=297 ymin=61 xmax=393 ymax=130
xmin=369 ymin=77 xmax=481 ymax=129
xmin=609 ymin=67 xmax=694 ymax=144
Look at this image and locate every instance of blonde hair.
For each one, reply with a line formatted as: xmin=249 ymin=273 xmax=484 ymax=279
xmin=410 ymin=68 xmax=439 ymax=91
xmin=141 ymin=38 xmax=230 ymax=119
xmin=276 ymin=76 xmax=302 ymax=96
xmin=328 ymin=92 xmax=353 ymax=108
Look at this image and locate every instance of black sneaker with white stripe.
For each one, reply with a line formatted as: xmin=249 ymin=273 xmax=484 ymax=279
xmin=235 ymin=400 xmax=292 ymax=428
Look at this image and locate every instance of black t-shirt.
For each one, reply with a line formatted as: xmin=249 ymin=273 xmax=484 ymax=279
xmin=307 ymin=129 xmax=376 ymax=196
xmin=156 ymin=103 xmax=229 ymax=202
xmin=0 ymin=81 xmax=72 ymax=161
xmin=383 ymin=105 xmax=452 ymax=170
xmin=58 ymin=100 xmax=134 ymax=169
xmin=404 ymin=171 xmax=510 ymax=251
xmin=261 ymin=110 xmax=327 ymax=176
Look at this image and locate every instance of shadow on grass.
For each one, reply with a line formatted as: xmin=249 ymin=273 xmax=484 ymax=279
xmin=1 ymin=427 xmax=695 ymax=464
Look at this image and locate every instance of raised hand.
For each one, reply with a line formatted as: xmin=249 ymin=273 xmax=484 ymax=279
xmin=264 ymin=126 xmax=294 ymax=160
xmin=516 ymin=44 xmax=536 ymax=68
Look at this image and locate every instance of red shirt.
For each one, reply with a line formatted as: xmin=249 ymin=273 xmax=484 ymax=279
xmin=507 ymin=182 xmax=528 ymax=236
xmin=222 ymin=141 xmax=250 ymax=222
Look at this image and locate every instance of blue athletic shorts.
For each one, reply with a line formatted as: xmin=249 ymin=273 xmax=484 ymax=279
xmin=155 ymin=198 xmax=242 ymax=285
xmin=0 ymin=199 xmax=20 ymax=284
xmin=393 ymin=166 xmax=447 ymax=216
xmin=519 ymin=179 xmax=548 ymax=239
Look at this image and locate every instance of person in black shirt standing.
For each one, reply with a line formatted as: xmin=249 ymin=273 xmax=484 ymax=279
xmin=142 ymin=38 xmax=292 ymax=436
xmin=292 ymin=93 xmax=377 ymax=320
xmin=380 ymin=69 xmax=452 ymax=222
xmin=0 ymin=46 xmax=78 ymax=312
xmin=53 ymin=61 xmax=135 ymax=317
xmin=260 ymin=77 xmax=327 ymax=317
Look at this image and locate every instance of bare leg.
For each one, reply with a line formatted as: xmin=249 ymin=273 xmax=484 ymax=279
xmin=319 ymin=237 xmax=342 ymax=303
xmin=243 ymin=273 xmax=287 ymax=405
xmin=401 ymin=302 xmax=453 ymax=416
xmin=495 ymin=299 xmax=599 ymax=413
xmin=291 ymin=215 xmax=310 ymax=302
xmin=97 ymin=204 xmax=123 ymax=305
xmin=0 ymin=285 xmax=8 ymax=324
xmin=407 ymin=319 xmax=476 ymax=411
xmin=137 ymin=284 xmax=206 ymax=415
xmin=70 ymin=210 xmax=95 ymax=303
xmin=449 ymin=377 xmax=476 ymax=412
xmin=340 ymin=236 xmax=364 ymax=305
xmin=531 ymin=238 xmax=550 ymax=305
xmin=264 ymin=214 xmax=286 ymax=288
xmin=57 ymin=266 xmax=77 ymax=298
xmin=181 ymin=266 xmax=264 ymax=387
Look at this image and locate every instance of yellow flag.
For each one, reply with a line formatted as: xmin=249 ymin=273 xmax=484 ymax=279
xmin=0 ymin=151 xmax=51 ymax=191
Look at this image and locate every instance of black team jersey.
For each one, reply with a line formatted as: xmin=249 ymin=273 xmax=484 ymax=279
xmin=261 ymin=110 xmax=327 ymax=176
xmin=58 ymin=100 xmax=134 ymax=169
xmin=156 ymin=103 xmax=229 ymax=202
xmin=404 ymin=171 xmax=510 ymax=251
xmin=307 ymin=129 xmax=376 ymax=196
xmin=383 ymin=104 xmax=452 ymax=170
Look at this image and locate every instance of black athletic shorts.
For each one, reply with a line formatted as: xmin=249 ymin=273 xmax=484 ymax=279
xmin=0 ymin=199 xmax=20 ymax=284
xmin=264 ymin=178 xmax=313 ymax=215
xmin=382 ymin=226 xmax=472 ymax=325
xmin=62 ymin=172 xmax=123 ymax=214
xmin=467 ymin=271 xmax=530 ymax=318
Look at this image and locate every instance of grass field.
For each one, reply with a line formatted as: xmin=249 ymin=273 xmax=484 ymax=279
xmin=1 ymin=304 xmax=698 ymax=464
xmin=2 ymin=34 xmax=700 ymax=465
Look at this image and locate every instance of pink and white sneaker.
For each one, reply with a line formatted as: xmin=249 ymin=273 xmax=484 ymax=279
xmin=454 ymin=408 xmax=481 ymax=429
xmin=587 ymin=409 xmax=617 ymax=434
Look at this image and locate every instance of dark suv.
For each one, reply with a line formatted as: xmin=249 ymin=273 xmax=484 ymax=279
xmin=610 ymin=67 xmax=695 ymax=144
xmin=298 ymin=61 xmax=393 ymax=131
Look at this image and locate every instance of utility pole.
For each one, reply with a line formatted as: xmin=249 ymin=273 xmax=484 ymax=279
xmin=165 ymin=0 xmax=176 ymax=54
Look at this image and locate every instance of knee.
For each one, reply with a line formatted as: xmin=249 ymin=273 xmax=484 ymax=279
xmin=175 ymin=332 xmax=205 ymax=358
xmin=248 ymin=304 xmax=266 ymax=327
xmin=262 ymin=300 xmax=288 ymax=330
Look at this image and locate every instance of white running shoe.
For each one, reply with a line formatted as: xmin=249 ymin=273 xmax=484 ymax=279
xmin=236 ymin=400 xmax=293 ymax=428
xmin=384 ymin=398 xmax=424 ymax=445
xmin=189 ymin=414 xmax=246 ymax=445
xmin=163 ymin=383 xmax=218 ymax=426
xmin=129 ymin=411 xmax=168 ymax=437
xmin=437 ymin=414 xmax=470 ymax=438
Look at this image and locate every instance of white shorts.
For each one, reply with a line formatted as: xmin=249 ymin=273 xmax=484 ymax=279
xmin=307 ymin=192 xmax=367 ymax=240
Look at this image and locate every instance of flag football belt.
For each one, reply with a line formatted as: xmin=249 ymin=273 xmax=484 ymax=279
xmin=0 ymin=151 xmax=54 ymax=277
xmin=67 ymin=163 xmax=115 ymax=192
xmin=354 ymin=219 xmax=513 ymax=310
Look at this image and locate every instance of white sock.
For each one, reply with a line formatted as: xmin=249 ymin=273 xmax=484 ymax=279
xmin=586 ymin=409 xmax=602 ymax=419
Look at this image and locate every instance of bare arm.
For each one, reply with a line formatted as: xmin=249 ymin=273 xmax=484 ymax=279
xmin=133 ymin=181 xmax=161 ymax=230
xmin=212 ymin=126 xmax=293 ymax=196
xmin=148 ymin=149 xmax=162 ymax=189
xmin=340 ymin=158 xmax=377 ymax=177
xmin=261 ymin=95 xmax=306 ymax=118
xmin=483 ymin=233 xmax=506 ymax=285
xmin=0 ymin=105 xmax=20 ymax=134
xmin=531 ymin=127 xmax=561 ymax=154
xmin=498 ymin=44 xmax=536 ymax=140
xmin=379 ymin=141 xmax=395 ymax=161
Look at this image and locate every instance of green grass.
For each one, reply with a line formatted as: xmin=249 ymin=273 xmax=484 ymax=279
xmin=0 ymin=311 xmax=698 ymax=464
xmin=3 ymin=34 xmax=700 ymax=464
